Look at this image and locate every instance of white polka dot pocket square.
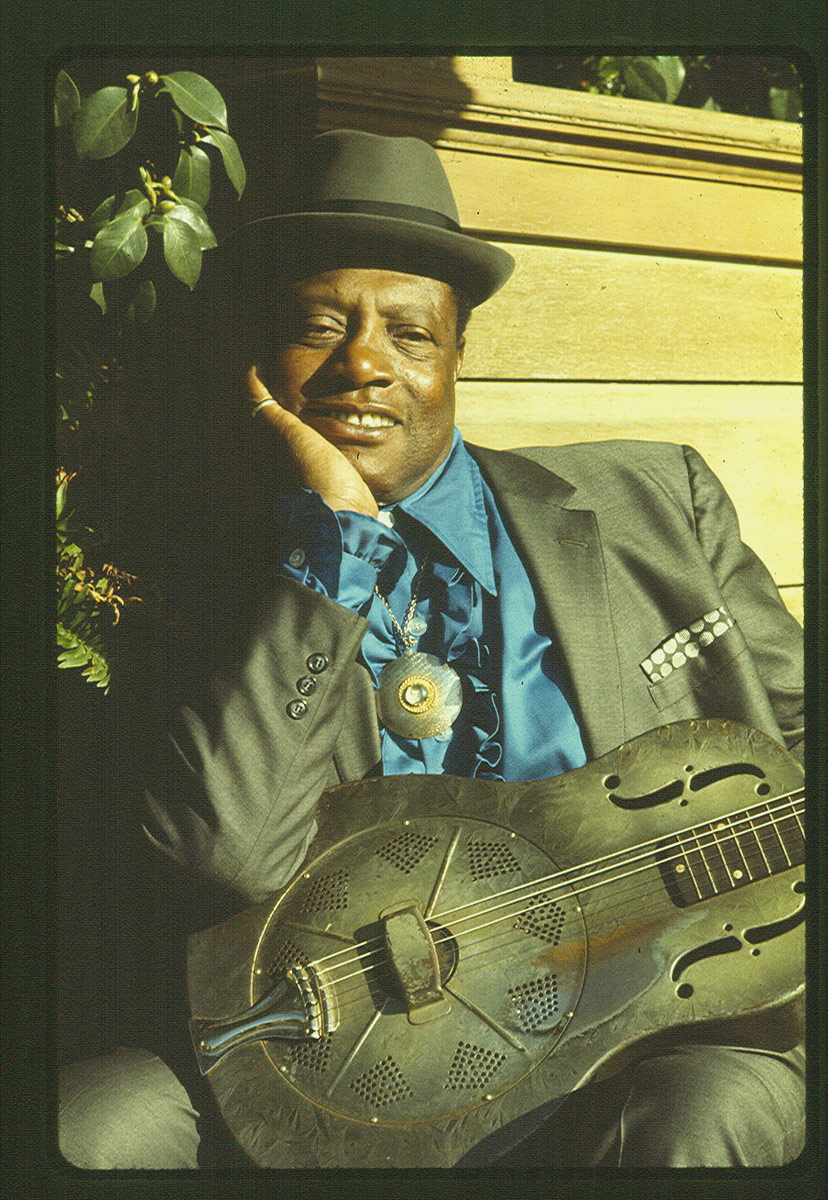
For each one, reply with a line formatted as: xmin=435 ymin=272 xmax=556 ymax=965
xmin=640 ymin=605 xmax=735 ymax=685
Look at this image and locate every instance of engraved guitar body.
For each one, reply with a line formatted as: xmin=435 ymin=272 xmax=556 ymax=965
xmin=187 ymin=720 xmax=805 ymax=1168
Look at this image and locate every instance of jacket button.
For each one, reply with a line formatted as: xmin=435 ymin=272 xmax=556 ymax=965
xmin=306 ymin=653 xmax=329 ymax=673
xmin=287 ymin=699 xmax=308 ymax=719
xmin=296 ymin=675 xmax=317 ymax=696
xmin=287 ymin=547 xmax=307 ymax=568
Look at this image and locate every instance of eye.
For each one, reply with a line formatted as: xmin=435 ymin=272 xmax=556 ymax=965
xmin=392 ymin=326 xmax=434 ymax=347
xmin=294 ymin=317 xmax=344 ymax=345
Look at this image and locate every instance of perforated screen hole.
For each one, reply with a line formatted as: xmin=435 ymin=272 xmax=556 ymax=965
xmin=444 ymin=1042 xmax=508 ymax=1090
xmin=514 ymin=898 xmax=566 ymax=945
xmin=288 ymin=1036 xmax=332 ymax=1074
xmin=467 ymin=838 xmax=522 ymax=881
xmin=349 ymin=1057 xmax=413 ymax=1107
xmin=508 ymin=974 xmax=559 ymax=1033
xmin=375 ymin=829 xmax=440 ymax=874
xmin=265 ymin=939 xmax=308 ymax=979
xmin=300 ymin=868 xmax=349 ymax=915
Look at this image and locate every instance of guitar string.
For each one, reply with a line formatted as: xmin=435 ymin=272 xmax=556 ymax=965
xmin=300 ymin=791 xmax=804 ymax=986
xmin=291 ymin=790 xmax=803 ymax=988
xmin=301 ymin=787 xmax=801 ymax=974
xmin=316 ymin=798 xmax=805 ymax=992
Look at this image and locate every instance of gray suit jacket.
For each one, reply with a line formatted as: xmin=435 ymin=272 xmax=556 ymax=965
xmin=140 ymin=440 xmax=803 ymax=904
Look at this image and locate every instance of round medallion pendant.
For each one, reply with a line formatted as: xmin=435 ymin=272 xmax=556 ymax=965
xmin=376 ymin=652 xmax=462 ymax=739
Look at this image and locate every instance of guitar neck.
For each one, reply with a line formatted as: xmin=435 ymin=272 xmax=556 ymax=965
xmin=657 ymin=789 xmax=804 ymax=908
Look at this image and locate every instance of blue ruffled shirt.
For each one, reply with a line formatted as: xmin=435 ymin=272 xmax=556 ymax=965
xmin=275 ymin=429 xmax=586 ymax=781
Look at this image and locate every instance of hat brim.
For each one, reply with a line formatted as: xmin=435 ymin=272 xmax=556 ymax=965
xmin=224 ymin=212 xmax=515 ymax=308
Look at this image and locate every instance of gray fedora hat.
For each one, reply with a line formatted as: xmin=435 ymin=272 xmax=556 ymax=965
xmin=228 ymin=129 xmax=515 ymax=307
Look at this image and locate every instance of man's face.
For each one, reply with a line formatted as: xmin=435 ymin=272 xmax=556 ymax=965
xmin=261 ymin=267 xmax=465 ymax=505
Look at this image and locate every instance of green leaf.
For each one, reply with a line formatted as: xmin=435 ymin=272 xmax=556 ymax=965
xmin=54 ymin=69 xmax=81 ymax=127
xmin=200 ymin=129 xmax=246 ymax=198
xmin=56 ymin=475 xmax=69 ymax=519
xmin=116 ymin=188 xmax=150 ymax=216
xmin=171 ymin=144 xmax=211 ymax=206
xmin=159 ymin=72 xmax=228 ymax=131
xmin=73 ymin=86 xmax=139 ymax=160
xmin=56 ymin=623 xmax=111 ymax=692
xmin=621 ymin=56 xmax=686 ymax=105
xmin=86 ymin=194 xmax=117 ymax=236
xmin=163 ymin=217 xmax=202 ymax=288
xmin=125 ymin=279 xmax=157 ymax=323
xmin=90 ymin=281 xmax=107 ymax=313
xmin=166 ymin=199 xmax=217 ymax=249
xmin=89 ymin=208 xmax=149 ymax=281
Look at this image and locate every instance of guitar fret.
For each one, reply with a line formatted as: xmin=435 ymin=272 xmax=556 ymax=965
xmin=685 ymin=831 xmax=716 ymax=899
xmin=697 ymin=821 xmax=733 ymax=893
xmin=748 ymin=809 xmax=773 ymax=875
xmin=753 ymin=803 xmax=791 ymax=873
xmin=719 ymin=814 xmax=754 ymax=885
xmin=773 ymin=797 xmax=805 ymax=867
xmin=674 ymin=839 xmax=704 ymax=902
xmin=738 ymin=811 xmax=774 ymax=882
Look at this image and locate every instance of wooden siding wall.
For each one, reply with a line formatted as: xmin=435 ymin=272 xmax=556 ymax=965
xmin=316 ymin=56 xmax=803 ymax=624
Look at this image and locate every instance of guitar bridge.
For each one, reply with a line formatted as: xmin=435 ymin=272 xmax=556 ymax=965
xmin=380 ymin=901 xmax=452 ymax=1023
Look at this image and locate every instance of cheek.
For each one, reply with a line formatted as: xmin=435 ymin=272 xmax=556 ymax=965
xmin=268 ymin=352 xmax=313 ymax=412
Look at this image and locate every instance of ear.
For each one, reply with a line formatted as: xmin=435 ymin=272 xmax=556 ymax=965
xmin=455 ymin=337 xmax=465 ymax=380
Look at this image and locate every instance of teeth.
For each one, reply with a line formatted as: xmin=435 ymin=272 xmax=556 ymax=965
xmin=317 ymin=410 xmax=395 ymax=428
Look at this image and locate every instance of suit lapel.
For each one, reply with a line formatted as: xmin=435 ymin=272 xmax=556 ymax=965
xmin=468 ymin=444 xmax=625 ymax=759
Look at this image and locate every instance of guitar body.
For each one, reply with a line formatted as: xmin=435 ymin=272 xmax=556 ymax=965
xmin=187 ymin=720 xmax=804 ymax=1167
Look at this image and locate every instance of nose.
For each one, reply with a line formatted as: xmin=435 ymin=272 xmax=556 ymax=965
xmin=330 ymin=324 xmax=393 ymax=390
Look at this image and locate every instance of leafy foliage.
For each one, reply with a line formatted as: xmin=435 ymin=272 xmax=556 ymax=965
xmin=512 ymin=54 xmax=803 ymax=122
xmin=54 ymin=67 xmax=245 ymax=691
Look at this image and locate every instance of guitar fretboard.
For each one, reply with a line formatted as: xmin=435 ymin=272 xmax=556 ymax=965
xmin=657 ymin=792 xmax=804 ymax=908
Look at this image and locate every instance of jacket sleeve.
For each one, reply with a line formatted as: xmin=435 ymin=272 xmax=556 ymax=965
xmin=682 ymin=445 xmax=804 ymax=761
xmin=135 ymin=575 xmax=375 ymax=904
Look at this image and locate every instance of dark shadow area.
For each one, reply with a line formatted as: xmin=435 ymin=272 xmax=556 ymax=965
xmin=55 ymin=54 xmax=475 ymax=1076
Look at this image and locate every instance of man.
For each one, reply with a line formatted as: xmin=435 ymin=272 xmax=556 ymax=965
xmin=58 ymin=129 xmax=805 ymax=1169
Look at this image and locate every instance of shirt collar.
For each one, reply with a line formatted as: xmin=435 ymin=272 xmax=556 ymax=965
xmin=382 ymin=428 xmax=497 ymax=594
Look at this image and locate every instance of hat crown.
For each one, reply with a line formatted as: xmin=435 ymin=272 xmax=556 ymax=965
xmin=301 ymin=130 xmax=460 ymax=225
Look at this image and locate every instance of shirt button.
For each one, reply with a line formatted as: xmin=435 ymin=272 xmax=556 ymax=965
xmin=287 ymin=699 xmax=308 ymax=719
xmin=408 ymin=615 xmax=427 ymax=637
xmin=377 ymin=509 xmax=395 ymax=528
xmin=296 ymin=675 xmax=317 ymax=696
xmin=306 ymin=653 xmax=329 ymax=673
xmin=287 ymin=547 xmax=307 ymax=568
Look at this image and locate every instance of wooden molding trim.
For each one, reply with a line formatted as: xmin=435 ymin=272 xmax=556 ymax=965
xmin=316 ymin=56 xmax=802 ymax=189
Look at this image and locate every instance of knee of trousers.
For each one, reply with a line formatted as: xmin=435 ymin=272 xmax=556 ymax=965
xmin=614 ymin=1043 xmax=806 ymax=1168
xmin=58 ymin=1047 xmax=201 ymax=1169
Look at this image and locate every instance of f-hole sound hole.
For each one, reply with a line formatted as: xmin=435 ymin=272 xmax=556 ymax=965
xmin=688 ymin=762 xmax=764 ymax=791
xmin=607 ymin=778 xmax=684 ymax=810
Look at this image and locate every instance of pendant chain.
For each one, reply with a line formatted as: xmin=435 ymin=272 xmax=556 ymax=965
xmin=373 ymin=557 xmax=431 ymax=656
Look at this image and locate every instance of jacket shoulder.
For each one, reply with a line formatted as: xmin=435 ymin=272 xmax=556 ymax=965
xmin=469 ymin=439 xmax=700 ymax=509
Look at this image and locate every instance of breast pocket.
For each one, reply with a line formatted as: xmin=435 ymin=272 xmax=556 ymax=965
xmin=647 ymin=624 xmax=747 ymax=713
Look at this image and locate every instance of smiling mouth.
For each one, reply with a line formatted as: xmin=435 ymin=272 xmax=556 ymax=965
xmin=306 ymin=408 xmax=398 ymax=429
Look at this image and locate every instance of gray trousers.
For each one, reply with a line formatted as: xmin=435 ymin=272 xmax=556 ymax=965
xmin=58 ymin=1041 xmax=805 ymax=1169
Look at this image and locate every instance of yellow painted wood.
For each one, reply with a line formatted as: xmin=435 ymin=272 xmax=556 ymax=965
xmin=460 ymin=243 xmax=802 ymax=383
xmin=438 ymin=148 xmax=802 ymax=264
xmin=455 ymin=381 xmax=802 ymax=593
xmin=777 ymin=587 xmax=803 ymax=626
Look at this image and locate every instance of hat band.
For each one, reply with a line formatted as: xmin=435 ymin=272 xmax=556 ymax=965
xmin=305 ymin=197 xmax=462 ymax=233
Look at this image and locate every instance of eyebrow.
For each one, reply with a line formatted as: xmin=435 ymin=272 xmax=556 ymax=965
xmin=295 ymin=294 xmax=441 ymax=322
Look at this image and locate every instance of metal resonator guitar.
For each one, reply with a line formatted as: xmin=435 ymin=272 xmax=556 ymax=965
xmin=186 ymin=720 xmax=805 ymax=1167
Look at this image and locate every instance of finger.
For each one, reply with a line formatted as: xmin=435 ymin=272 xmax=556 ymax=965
xmin=246 ymin=365 xmax=279 ymax=416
